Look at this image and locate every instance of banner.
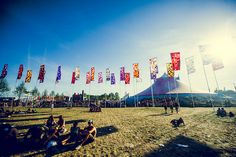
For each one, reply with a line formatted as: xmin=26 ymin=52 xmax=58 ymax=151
xmin=166 ymin=63 xmax=175 ymax=78
xmin=0 ymin=64 xmax=8 ymax=79
xmin=171 ymin=52 xmax=180 ymax=71
xmin=91 ymin=67 xmax=95 ymax=81
xmin=75 ymin=67 xmax=80 ymax=79
xmin=106 ymin=68 xmax=110 ymax=81
xmin=133 ymin=63 xmax=139 ymax=78
xmin=199 ymin=45 xmax=212 ymax=65
xmin=125 ymin=73 xmax=130 ymax=84
xmin=98 ymin=72 xmax=103 ymax=83
xmin=212 ymin=58 xmax=224 ymax=71
xmin=17 ymin=64 xmax=23 ymax=80
xmin=56 ymin=66 xmax=61 ymax=83
xmin=38 ymin=65 xmax=46 ymax=83
xmin=185 ymin=56 xmax=196 ymax=74
xmin=71 ymin=72 xmax=76 ymax=84
xmin=120 ymin=67 xmax=125 ymax=81
xmin=86 ymin=72 xmax=91 ymax=84
xmin=149 ymin=57 xmax=158 ymax=79
xmin=111 ymin=73 xmax=115 ymax=85
xmin=25 ymin=70 xmax=32 ymax=83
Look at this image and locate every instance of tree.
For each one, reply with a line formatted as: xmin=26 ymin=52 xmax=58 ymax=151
xmin=31 ymin=87 xmax=40 ymax=97
xmin=50 ymin=91 xmax=55 ymax=97
xmin=14 ymin=82 xmax=27 ymax=99
xmin=115 ymin=92 xmax=120 ymax=100
xmin=0 ymin=79 xmax=10 ymax=96
xmin=42 ymin=89 xmax=48 ymax=97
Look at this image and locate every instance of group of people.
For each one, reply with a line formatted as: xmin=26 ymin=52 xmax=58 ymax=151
xmin=0 ymin=114 xmax=97 ymax=155
xmin=162 ymin=98 xmax=179 ymax=114
xmin=216 ymin=108 xmax=235 ymax=118
xmin=0 ymin=107 xmax=37 ymax=118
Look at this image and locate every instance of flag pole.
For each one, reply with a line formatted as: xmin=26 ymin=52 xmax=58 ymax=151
xmin=132 ymin=77 xmax=136 ymax=107
xmin=212 ymin=69 xmax=224 ymax=107
xmin=173 ymin=74 xmax=180 ymax=110
xmin=149 ymin=67 xmax=155 ymax=107
xmin=187 ymin=73 xmax=195 ymax=107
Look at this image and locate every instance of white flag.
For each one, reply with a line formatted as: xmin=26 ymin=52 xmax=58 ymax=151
xmin=185 ymin=56 xmax=196 ymax=74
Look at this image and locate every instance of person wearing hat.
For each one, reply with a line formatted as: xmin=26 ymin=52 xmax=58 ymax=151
xmin=75 ymin=119 xmax=96 ymax=150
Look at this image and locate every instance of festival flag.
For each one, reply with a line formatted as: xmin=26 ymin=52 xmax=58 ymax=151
xmin=38 ymin=65 xmax=46 ymax=83
xmin=98 ymin=72 xmax=103 ymax=83
xmin=111 ymin=73 xmax=115 ymax=85
xmin=171 ymin=52 xmax=181 ymax=71
xmin=125 ymin=73 xmax=130 ymax=84
xmin=133 ymin=63 xmax=140 ymax=78
xmin=55 ymin=66 xmax=61 ymax=83
xmin=75 ymin=67 xmax=80 ymax=79
xmin=120 ymin=67 xmax=125 ymax=81
xmin=185 ymin=56 xmax=196 ymax=75
xmin=91 ymin=67 xmax=95 ymax=81
xmin=25 ymin=70 xmax=32 ymax=83
xmin=199 ymin=45 xmax=212 ymax=65
xmin=86 ymin=72 xmax=91 ymax=84
xmin=166 ymin=63 xmax=175 ymax=78
xmin=71 ymin=72 xmax=76 ymax=84
xmin=17 ymin=64 xmax=24 ymax=80
xmin=212 ymin=58 xmax=224 ymax=71
xmin=149 ymin=57 xmax=158 ymax=79
xmin=0 ymin=64 xmax=8 ymax=79
xmin=106 ymin=68 xmax=110 ymax=81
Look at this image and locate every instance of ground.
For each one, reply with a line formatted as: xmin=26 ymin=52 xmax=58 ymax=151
xmin=1 ymin=107 xmax=236 ymax=157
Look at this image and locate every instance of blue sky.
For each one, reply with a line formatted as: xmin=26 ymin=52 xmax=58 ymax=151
xmin=1 ymin=0 xmax=236 ymax=97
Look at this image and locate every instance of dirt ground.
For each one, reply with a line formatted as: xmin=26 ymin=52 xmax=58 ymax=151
xmin=1 ymin=107 xmax=236 ymax=157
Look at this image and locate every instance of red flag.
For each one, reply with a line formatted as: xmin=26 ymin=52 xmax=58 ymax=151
xmin=71 ymin=72 xmax=76 ymax=84
xmin=38 ymin=65 xmax=46 ymax=83
xmin=171 ymin=52 xmax=180 ymax=71
xmin=86 ymin=72 xmax=91 ymax=84
xmin=125 ymin=73 xmax=130 ymax=84
xmin=17 ymin=64 xmax=24 ymax=80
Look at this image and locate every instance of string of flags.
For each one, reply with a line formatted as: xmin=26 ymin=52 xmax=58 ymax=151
xmin=0 ymin=51 xmax=225 ymax=86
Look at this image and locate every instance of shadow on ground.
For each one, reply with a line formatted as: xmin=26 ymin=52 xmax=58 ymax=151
xmin=145 ymin=135 xmax=220 ymax=157
xmin=147 ymin=113 xmax=173 ymax=117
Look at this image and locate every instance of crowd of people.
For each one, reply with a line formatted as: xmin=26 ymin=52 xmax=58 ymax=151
xmin=0 ymin=115 xmax=96 ymax=155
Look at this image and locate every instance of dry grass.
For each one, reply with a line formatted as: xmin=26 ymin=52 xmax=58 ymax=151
xmin=2 ymin=107 xmax=236 ymax=157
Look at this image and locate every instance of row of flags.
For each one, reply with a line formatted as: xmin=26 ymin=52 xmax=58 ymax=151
xmin=0 ymin=51 xmax=224 ymax=85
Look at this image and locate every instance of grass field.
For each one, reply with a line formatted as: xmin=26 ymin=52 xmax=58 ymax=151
xmin=1 ymin=107 xmax=236 ymax=157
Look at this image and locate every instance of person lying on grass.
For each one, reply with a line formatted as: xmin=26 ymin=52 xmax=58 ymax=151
xmin=24 ymin=126 xmax=46 ymax=147
xmin=61 ymin=121 xmax=80 ymax=145
xmin=75 ymin=119 xmax=97 ymax=150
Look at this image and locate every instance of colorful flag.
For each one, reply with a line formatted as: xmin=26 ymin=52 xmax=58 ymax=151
xmin=98 ymin=72 xmax=103 ymax=83
xmin=106 ymin=68 xmax=110 ymax=81
xmin=55 ymin=66 xmax=61 ymax=83
xmin=0 ymin=64 xmax=8 ymax=79
xmin=199 ymin=45 xmax=212 ymax=65
xmin=17 ymin=64 xmax=24 ymax=80
xmin=212 ymin=58 xmax=224 ymax=71
xmin=125 ymin=73 xmax=130 ymax=84
xmin=133 ymin=63 xmax=140 ymax=78
xmin=91 ymin=67 xmax=95 ymax=81
xmin=111 ymin=73 xmax=115 ymax=85
xmin=120 ymin=67 xmax=125 ymax=81
xmin=71 ymin=71 xmax=76 ymax=84
xmin=75 ymin=67 xmax=80 ymax=79
xmin=149 ymin=57 xmax=158 ymax=79
xmin=38 ymin=65 xmax=46 ymax=83
xmin=25 ymin=70 xmax=32 ymax=83
xmin=185 ymin=56 xmax=196 ymax=75
xmin=171 ymin=52 xmax=181 ymax=71
xmin=86 ymin=72 xmax=91 ymax=84
xmin=166 ymin=63 xmax=175 ymax=78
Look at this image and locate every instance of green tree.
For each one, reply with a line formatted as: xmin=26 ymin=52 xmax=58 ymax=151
xmin=50 ymin=91 xmax=55 ymax=97
xmin=42 ymin=89 xmax=48 ymax=97
xmin=0 ymin=79 xmax=10 ymax=96
xmin=14 ymin=82 xmax=27 ymax=99
xmin=115 ymin=92 xmax=120 ymax=100
xmin=31 ymin=87 xmax=40 ymax=97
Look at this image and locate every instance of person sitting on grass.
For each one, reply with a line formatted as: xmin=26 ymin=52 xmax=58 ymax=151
xmin=170 ymin=117 xmax=185 ymax=128
xmin=57 ymin=115 xmax=66 ymax=135
xmin=229 ymin=112 xmax=235 ymax=118
xmin=45 ymin=115 xmax=57 ymax=129
xmin=75 ymin=120 xmax=96 ymax=150
xmin=61 ymin=121 xmax=80 ymax=145
xmin=24 ymin=126 xmax=46 ymax=147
